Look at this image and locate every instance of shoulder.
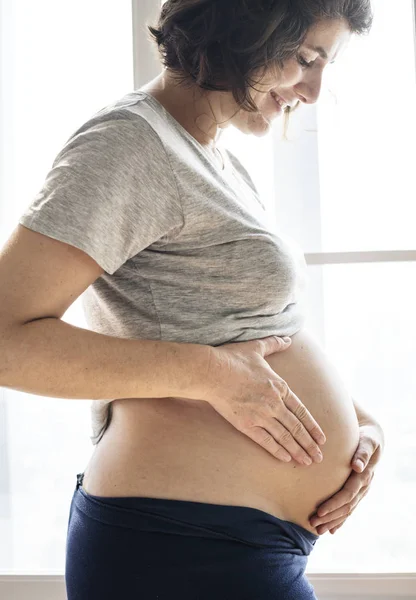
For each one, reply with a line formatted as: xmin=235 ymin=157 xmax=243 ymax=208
xmin=61 ymin=109 xmax=164 ymax=156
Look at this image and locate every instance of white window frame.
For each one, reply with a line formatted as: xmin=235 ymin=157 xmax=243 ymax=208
xmin=0 ymin=572 xmax=415 ymax=598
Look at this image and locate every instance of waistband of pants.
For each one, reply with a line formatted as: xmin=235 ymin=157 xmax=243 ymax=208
xmin=74 ymin=472 xmax=318 ymax=556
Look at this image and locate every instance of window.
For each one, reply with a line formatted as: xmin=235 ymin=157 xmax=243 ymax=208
xmin=159 ymin=0 xmax=416 ymax=575
xmin=223 ymin=0 xmax=416 ymax=573
xmin=0 ymin=0 xmax=133 ymax=574
xmin=222 ymin=0 xmax=416 ymax=574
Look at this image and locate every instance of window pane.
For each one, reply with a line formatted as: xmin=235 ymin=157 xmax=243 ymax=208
xmin=0 ymin=0 xmax=133 ymax=572
xmin=0 ymin=0 xmax=133 ymax=247
xmin=305 ymin=261 xmax=416 ymax=573
xmin=317 ymin=0 xmax=416 ymax=252
xmin=223 ymin=129 xmax=277 ymax=222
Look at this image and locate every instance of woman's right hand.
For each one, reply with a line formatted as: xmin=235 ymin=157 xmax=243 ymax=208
xmin=201 ymin=335 xmax=326 ymax=466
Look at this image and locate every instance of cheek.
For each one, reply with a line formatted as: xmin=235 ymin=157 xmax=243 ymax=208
xmin=280 ymin=61 xmax=303 ymax=87
xmin=259 ymin=60 xmax=302 ymax=88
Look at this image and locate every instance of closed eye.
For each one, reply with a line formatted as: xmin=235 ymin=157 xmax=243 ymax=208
xmin=298 ymin=54 xmax=336 ymax=68
xmin=297 ymin=54 xmax=314 ymax=69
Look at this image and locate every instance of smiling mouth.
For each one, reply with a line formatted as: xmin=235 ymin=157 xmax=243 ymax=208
xmin=271 ymin=92 xmax=289 ymax=109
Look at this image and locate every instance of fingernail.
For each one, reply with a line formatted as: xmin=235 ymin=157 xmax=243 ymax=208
xmin=355 ymin=459 xmax=365 ymax=471
xmin=303 ymin=456 xmax=312 ymax=465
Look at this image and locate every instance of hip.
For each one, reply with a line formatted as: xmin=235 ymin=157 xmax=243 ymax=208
xmin=66 ymin=477 xmax=318 ymax=599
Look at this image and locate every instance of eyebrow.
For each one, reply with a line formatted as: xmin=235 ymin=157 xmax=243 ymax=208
xmin=304 ymin=44 xmax=329 ymax=60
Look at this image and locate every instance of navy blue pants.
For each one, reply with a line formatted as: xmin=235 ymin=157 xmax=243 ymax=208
xmin=65 ymin=472 xmax=319 ymax=599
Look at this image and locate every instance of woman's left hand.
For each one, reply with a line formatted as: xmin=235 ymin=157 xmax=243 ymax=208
xmin=309 ymin=422 xmax=385 ymax=535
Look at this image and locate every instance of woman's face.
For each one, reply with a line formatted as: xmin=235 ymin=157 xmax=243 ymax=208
xmin=231 ymin=18 xmax=352 ymax=136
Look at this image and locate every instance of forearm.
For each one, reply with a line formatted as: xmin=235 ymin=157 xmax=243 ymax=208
xmin=353 ymin=396 xmax=379 ymax=427
xmin=0 ymin=318 xmax=210 ymax=401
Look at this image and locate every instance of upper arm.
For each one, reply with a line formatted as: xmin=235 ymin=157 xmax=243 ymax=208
xmin=1 ymin=114 xmax=183 ymax=331
xmin=0 ymin=223 xmax=105 ymax=331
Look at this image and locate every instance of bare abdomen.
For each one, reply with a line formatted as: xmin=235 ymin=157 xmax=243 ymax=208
xmin=82 ymin=328 xmax=360 ymax=535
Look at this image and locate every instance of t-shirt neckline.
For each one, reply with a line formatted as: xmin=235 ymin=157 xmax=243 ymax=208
xmin=138 ymin=89 xmax=229 ymax=173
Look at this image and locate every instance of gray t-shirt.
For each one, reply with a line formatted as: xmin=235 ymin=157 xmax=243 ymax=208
xmin=18 ymin=90 xmax=309 ymax=445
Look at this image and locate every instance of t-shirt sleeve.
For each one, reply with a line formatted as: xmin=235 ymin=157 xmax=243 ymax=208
xmin=18 ymin=114 xmax=184 ymax=275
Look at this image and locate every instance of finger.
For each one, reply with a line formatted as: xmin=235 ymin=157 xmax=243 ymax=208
xmin=263 ymin=420 xmax=322 ymax=466
xmin=330 ymin=523 xmax=344 ymax=534
xmin=351 ymin=434 xmax=377 ymax=471
xmin=311 ymin=485 xmax=370 ymax=526
xmin=311 ymin=503 xmax=352 ymax=527
xmin=270 ymin=403 xmax=323 ymax=464
xmin=313 ymin=478 xmax=362 ymax=517
xmin=246 ymin=426 xmax=293 ymax=463
xmin=352 ymin=458 xmax=366 ymax=472
xmin=319 ymin=489 xmax=372 ymax=534
xmin=317 ymin=515 xmax=348 ymax=535
xmin=283 ymin=390 xmax=327 ymax=446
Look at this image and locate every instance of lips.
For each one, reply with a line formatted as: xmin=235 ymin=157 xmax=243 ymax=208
xmin=271 ymin=92 xmax=289 ymax=108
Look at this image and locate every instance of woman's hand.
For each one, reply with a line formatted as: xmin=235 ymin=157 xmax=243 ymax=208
xmin=309 ymin=422 xmax=385 ymax=534
xmin=201 ymin=335 xmax=327 ymax=466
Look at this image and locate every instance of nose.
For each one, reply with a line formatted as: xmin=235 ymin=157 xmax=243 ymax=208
xmin=295 ymin=72 xmax=323 ymax=105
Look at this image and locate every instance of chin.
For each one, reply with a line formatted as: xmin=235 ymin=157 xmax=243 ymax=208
xmin=251 ymin=116 xmax=275 ymax=136
xmin=242 ymin=126 xmax=271 ymax=138
xmin=235 ymin=119 xmax=271 ymax=137
xmin=234 ymin=109 xmax=279 ymax=136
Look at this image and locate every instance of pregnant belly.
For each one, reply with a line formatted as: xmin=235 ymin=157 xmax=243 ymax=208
xmin=82 ymin=328 xmax=360 ymax=535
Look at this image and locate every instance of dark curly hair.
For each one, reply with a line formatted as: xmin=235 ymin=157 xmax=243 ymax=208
xmin=147 ymin=0 xmax=373 ymax=137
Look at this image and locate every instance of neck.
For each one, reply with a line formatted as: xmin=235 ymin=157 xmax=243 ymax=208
xmin=140 ymin=70 xmax=227 ymax=149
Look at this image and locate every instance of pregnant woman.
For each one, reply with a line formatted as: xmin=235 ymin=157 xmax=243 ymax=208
xmin=0 ymin=1 xmax=384 ymax=598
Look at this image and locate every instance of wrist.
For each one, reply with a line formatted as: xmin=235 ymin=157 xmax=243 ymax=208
xmin=353 ymin=397 xmax=377 ymax=427
xmin=168 ymin=341 xmax=213 ymax=400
